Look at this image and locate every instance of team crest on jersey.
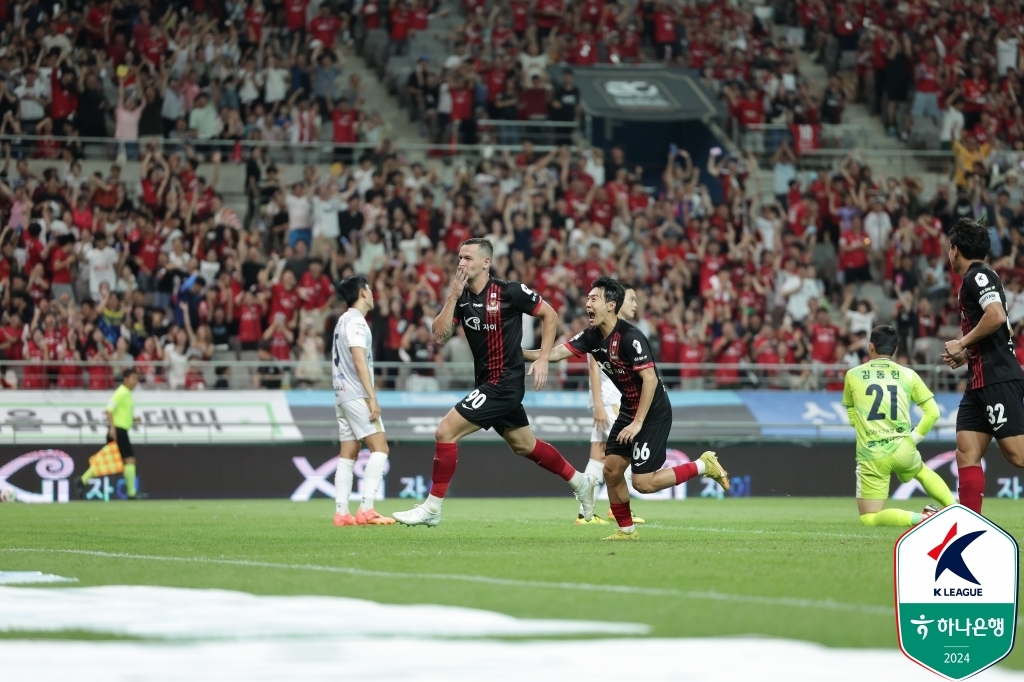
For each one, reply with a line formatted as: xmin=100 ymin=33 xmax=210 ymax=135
xmin=486 ymin=291 xmax=499 ymax=314
xmin=976 ymin=272 xmax=990 ymax=287
xmin=609 ymin=336 xmax=620 ymax=360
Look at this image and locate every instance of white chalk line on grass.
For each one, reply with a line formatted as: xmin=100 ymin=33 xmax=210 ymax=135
xmin=480 ymin=518 xmax=880 ymax=540
xmin=0 ymin=547 xmax=890 ymax=616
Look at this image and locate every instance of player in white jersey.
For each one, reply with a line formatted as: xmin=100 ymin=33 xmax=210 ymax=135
xmin=575 ymin=285 xmax=644 ymax=525
xmin=332 ymin=275 xmax=394 ymax=526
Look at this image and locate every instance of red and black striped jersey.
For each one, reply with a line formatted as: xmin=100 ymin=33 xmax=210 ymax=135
xmin=958 ymin=261 xmax=1024 ymax=390
xmin=565 ymin=319 xmax=673 ymax=422
xmin=453 ymin=277 xmax=543 ymax=387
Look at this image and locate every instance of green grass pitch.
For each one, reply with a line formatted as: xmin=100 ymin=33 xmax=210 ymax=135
xmin=1 ymin=497 xmax=1021 ymax=668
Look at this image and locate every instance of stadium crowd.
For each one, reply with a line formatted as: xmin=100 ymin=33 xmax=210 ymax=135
xmin=0 ymin=0 xmax=1019 ymax=393
xmin=798 ymin=0 xmax=1024 ymax=159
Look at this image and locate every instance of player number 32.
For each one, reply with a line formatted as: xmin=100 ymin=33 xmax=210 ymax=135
xmin=987 ymin=403 xmax=1008 ymax=428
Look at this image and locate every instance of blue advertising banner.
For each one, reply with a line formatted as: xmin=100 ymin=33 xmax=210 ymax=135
xmin=737 ymin=391 xmax=962 ymax=440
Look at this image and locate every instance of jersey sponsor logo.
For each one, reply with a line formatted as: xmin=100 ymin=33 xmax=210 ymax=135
xmin=458 ymin=302 xmax=472 ymax=307
xmin=976 ymin=272 xmax=990 ymax=287
xmin=463 ymin=316 xmax=497 ymax=332
xmin=600 ymin=361 xmax=627 ymax=375
xmin=633 ymin=340 xmax=642 ymax=354
xmin=521 ymin=283 xmax=538 ymax=300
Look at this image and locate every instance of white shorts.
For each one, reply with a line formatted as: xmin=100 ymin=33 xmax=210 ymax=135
xmin=589 ymin=404 xmax=619 ymax=443
xmin=336 ymin=398 xmax=385 ymax=442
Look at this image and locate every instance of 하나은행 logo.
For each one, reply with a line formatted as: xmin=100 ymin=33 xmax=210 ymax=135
xmin=895 ymin=504 xmax=1018 ymax=680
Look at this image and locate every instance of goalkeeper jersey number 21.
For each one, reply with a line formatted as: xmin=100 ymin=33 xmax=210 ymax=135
xmin=842 ymin=358 xmax=934 ymax=462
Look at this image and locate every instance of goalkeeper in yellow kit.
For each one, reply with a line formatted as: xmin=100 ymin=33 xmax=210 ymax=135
xmin=842 ymin=325 xmax=955 ymax=526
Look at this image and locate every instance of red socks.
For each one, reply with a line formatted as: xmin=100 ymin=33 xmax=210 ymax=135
xmin=610 ymin=502 xmax=633 ymax=528
xmin=958 ymin=465 xmax=985 ymax=514
xmin=672 ymin=462 xmax=699 ymax=485
xmin=429 ymin=442 xmax=458 ymax=498
xmin=526 ymin=439 xmax=576 ymax=481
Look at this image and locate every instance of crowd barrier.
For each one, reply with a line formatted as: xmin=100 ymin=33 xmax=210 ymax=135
xmin=0 ymin=360 xmax=970 ymax=393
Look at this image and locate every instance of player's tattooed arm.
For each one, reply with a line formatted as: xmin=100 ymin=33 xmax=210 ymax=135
xmin=432 ymin=315 xmax=456 ymax=346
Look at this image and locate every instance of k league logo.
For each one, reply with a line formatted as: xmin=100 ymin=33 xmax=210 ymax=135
xmin=895 ymin=504 xmax=1018 ymax=680
xmin=930 ymin=523 xmax=984 ymax=588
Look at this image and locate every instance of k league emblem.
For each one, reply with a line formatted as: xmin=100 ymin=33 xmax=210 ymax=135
xmin=895 ymin=504 xmax=1018 ymax=679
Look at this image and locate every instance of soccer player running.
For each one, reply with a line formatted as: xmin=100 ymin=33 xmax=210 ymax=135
xmin=331 ymin=275 xmax=395 ymax=526
xmin=75 ymin=369 xmax=141 ymax=499
xmin=942 ymin=217 xmax=1024 ymax=514
xmin=843 ymin=325 xmax=954 ymax=526
xmin=525 ymin=277 xmax=730 ymax=540
xmin=578 ymin=283 xmax=645 ymax=526
xmin=393 ymin=238 xmax=598 ymax=527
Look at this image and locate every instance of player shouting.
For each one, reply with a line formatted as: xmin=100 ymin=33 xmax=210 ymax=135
xmin=843 ymin=325 xmax=954 ymax=526
xmin=578 ymin=283 xmax=644 ymax=526
xmin=525 ymin=277 xmax=730 ymax=541
xmin=942 ymin=217 xmax=1024 ymax=514
xmin=392 ymin=239 xmax=598 ymax=527
xmin=332 ymin=275 xmax=394 ymax=526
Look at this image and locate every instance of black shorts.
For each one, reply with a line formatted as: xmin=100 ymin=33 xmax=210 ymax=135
xmin=454 ymin=383 xmax=530 ymax=436
xmin=605 ymin=412 xmax=671 ymax=474
xmin=107 ymin=427 xmax=135 ymax=459
xmin=956 ymin=380 xmax=1024 ymax=439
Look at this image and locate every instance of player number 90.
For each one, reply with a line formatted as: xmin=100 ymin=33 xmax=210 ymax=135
xmin=462 ymin=389 xmax=488 ymax=410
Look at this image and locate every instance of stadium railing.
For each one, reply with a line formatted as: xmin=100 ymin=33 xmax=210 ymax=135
xmin=738 ymin=123 xmax=877 ymax=155
xmin=0 ymin=131 xmax=575 ymax=166
xmin=0 ymin=360 xmax=968 ymax=392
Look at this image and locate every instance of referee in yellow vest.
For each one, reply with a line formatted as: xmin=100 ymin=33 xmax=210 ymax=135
xmin=76 ymin=369 xmax=141 ymax=500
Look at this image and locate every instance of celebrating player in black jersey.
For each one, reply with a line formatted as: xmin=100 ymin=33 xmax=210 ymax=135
xmin=942 ymin=218 xmax=1024 ymax=514
xmin=524 ymin=277 xmax=731 ymax=540
xmin=392 ymin=239 xmax=598 ymax=527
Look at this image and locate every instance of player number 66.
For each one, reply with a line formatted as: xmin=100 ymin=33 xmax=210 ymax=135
xmin=632 ymin=442 xmax=650 ymax=461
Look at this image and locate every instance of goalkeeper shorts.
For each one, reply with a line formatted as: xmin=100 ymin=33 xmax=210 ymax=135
xmin=855 ymin=440 xmax=923 ymax=500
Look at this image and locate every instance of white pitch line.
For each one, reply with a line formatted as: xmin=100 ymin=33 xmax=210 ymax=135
xmin=0 ymin=547 xmax=890 ymax=616
xmin=485 ymin=519 xmax=881 ymax=540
